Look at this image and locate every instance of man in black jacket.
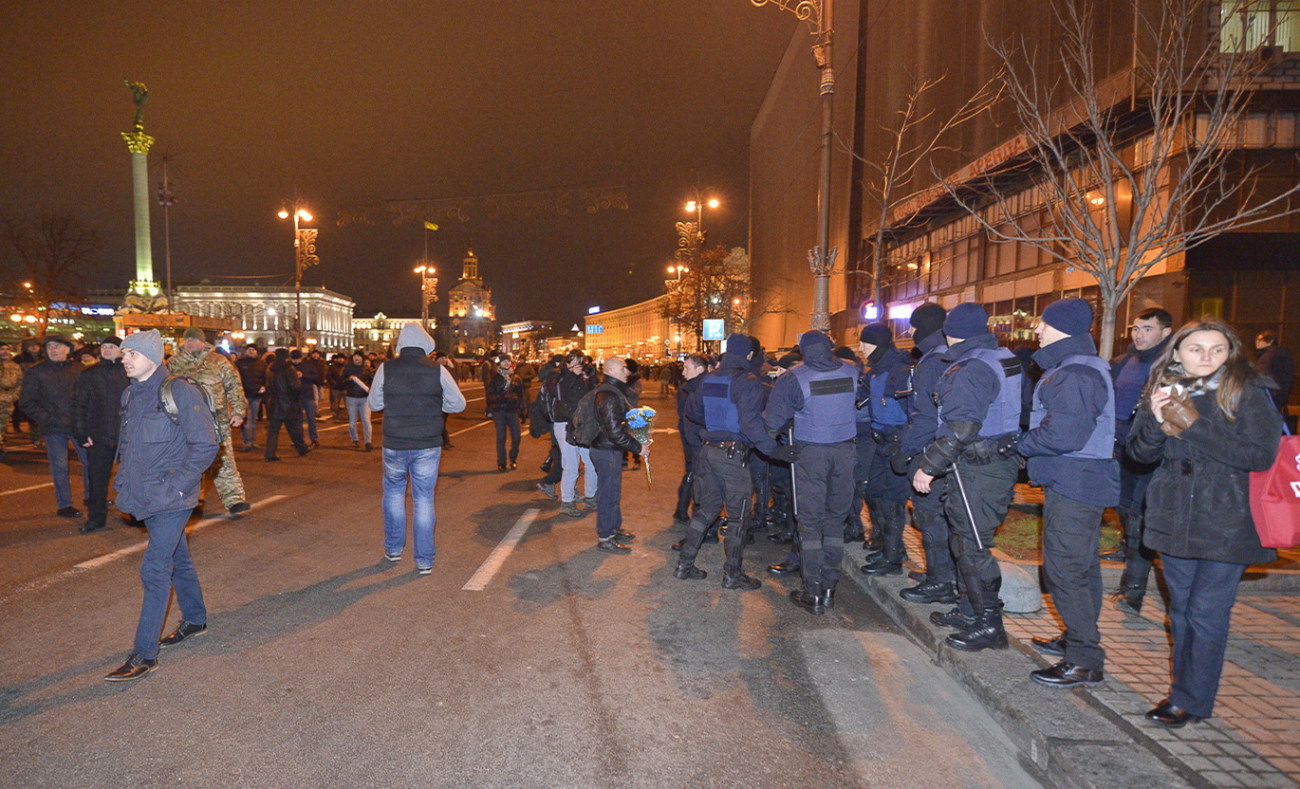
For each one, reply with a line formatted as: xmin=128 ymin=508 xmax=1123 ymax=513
xmin=18 ymin=334 xmax=86 ymax=518
xmin=545 ymin=350 xmax=598 ymax=517
xmin=234 ymin=346 xmax=266 ymax=452
xmin=587 ymin=357 xmax=647 ymax=554
xmin=672 ymin=354 xmax=707 ymax=527
xmin=73 ymin=337 xmax=129 ymax=533
xmin=264 ymin=348 xmax=310 ymax=461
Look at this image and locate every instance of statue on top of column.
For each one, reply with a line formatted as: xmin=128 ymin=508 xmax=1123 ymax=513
xmin=125 ymin=80 xmax=149 ymax=131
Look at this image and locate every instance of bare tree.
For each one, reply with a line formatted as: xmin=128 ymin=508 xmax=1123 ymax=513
xmin=1 ymin=211 xmax=102 ymax=335
xmin=850 ymin=73 xmax=1002 ymax=314
xmin=661 ymin=245 xmax=751 ymax=351
xmin=953 ymin=0 xmax=1300 ymax=355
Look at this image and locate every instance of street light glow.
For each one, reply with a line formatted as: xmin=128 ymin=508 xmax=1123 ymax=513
xmin=707 ymin=198 xmax=719 ymax=209
xmin=277 ymin=209 xmax=290 ymax=219
xmin=297 ymin=209 xmax=313 ymax=222
xmin=685 ymin=200 xmax=697 ymax=213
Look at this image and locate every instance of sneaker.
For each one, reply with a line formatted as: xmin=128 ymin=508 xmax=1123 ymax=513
xmin=416 ymin=566 xmax=433 ymax=576
xmin=104 ymin=654 xmax=158 ymax=682
xmin=1099 ymin=548 xmax=1126 ymax=562
xmin=57 ymin=506 xmax=82 ymax=519
xmin=560 ymin=502 xmax=584 ymax=518
xmin=365 ymin=443 xmax=373 ymax=452
xmin=384 ymin=552 xmax=402 ymax=562
xmin=536 ymin=482 xmax=557 ymax=500
xmin=581 ymin=496 xmax=598 ymax=508
xmin=228 ymin=502 xmax=251 ymax=516
xmin=159 ymin=621 xmax=208 ymax=648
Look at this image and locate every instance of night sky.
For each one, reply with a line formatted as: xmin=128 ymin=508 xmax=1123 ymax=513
xmin=0 ymin=2 xmax=797 ymax=325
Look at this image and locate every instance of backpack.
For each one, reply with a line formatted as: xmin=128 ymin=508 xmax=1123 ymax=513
xmin=565 ymin=389 xmax=602 ymax=448
xmin=160 ymin=375 xmax=218 ymax=427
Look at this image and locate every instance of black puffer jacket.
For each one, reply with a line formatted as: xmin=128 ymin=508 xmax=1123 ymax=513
xmin=591 ymin=379 xmax=642 ymax=453
xmin=1127 ymin=377 xmax=1282 ymax=565
xmin=73 ymin=358 xmax=130 ymax=444
xmin=265 ymin=359 xmax=303 ymax=419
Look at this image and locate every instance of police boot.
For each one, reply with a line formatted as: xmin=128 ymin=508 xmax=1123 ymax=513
xmin=790 ymin=583 xmax=825 ymax=615
xmin=930 ymin=606 xmax=977 ymax=629
xmin=674 ymin=562 xmax=707 ymax=581
xmin=900 ymin=580 xmax=958 ymax=604
xmin=946 ymin=581 xmax=1008 ymax=652
xmin=821 ymin=582 xmax=836 ymax=609
xmin=672 ymin=472 xmax=694 ymax=525
xmin=721 ymin=571 xmax=761 ymax=591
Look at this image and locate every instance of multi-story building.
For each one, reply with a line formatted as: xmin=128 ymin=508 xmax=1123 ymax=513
xmin=499 ymin=319 xmax=554 ymax=360
xmin=352 ymin=312 xmax=425 ymax=356
xmin=172 ymin=284 xmax=356 ymax=351
xmin=583 ymin=296 xmax=674 ymax=361
xmin=751 ymin=0 xmax=1300 ymax=380
xmin=442 ymin=247 xmax=499 ymax=356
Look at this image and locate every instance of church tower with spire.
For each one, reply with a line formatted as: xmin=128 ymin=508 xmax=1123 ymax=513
xmin=446 ymin=245 xmax=497 ymax=355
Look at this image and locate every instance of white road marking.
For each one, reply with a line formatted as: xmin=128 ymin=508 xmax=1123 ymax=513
xmin=1 ymin=481 xmax=55 ymax=497
xmin=462 ymin=508 xmax=540 ymax=592
xmin=449 ymin=420 xmax=492 ymax=437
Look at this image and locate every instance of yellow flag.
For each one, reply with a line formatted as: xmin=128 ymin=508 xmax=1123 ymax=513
xmin=423 ymin=220 xmax=439 ymax=231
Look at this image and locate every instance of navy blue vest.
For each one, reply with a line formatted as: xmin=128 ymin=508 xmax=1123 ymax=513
xmin=701 ymin=372 xmax=741 ymax=434
xmin=790 ymin=361 xmax=858 ymax=444
xmin=938 ymin=347 xmax=1023 ymax=439
xmin=868 ymin=369 xmax=910 ymax=430
xmin=1031 ymin=354 xmax=1115 ymax=460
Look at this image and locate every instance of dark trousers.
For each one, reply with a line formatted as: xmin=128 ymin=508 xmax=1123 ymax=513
xmin=1042 ymin=488 xmax=1106 ymax=670
xmin=134 ymin=508 xmax=205 ymax=660
xmin=543 ymin=439 xmax=563 ymax=484
xmin=768 ymin=459 xmax=793 ymax=535
xmin=492 ymin=411 xmax=520 ymax=466
xmin=1162 ymin=554 xmax=1247 ymax=718
xmin=911 ymin=474 xmax=955 ymax=585
xmin=794 ymin=440 xmax=857 ymax=590
xmin=674 ymin=445 xmax=699 ymax=523
xmin=84 ymin=440 xmax=117 ymax=527
xmin=590 ymin=448 xmax=624 ymax=540
xmin=265 ymin=412 xmax=307 ymax=459
xmin=1118 ymin=450 xmax=1157 ymax=591
xmin=680 ymin=444 xmax=754 ymax=574
xmin=946 ymin=454 xmax=1019 ymax=608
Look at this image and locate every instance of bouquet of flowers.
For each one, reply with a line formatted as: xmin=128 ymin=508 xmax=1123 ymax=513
xmin=626 ymin=406 xmax=657 ymax=487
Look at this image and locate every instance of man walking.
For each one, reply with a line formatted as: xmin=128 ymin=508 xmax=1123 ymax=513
xmin=168 ymin=327 xmax=250 ymax=515
xmin=105 ymin=330 xmax=219 ymax=682
xmin=264 ymin=348 xmax=310 ymax=461
xmin=585 ymin=356 xmax=647 ymax=554
xmin=234 ymin=345 xmax=266 ymax=452
xmin=764 ymin=331 xmax=859 ymax=615
xmin=18 ymin=334 xmax=86 ymax=518
xmin=367 ymin=323 xmax=465 ymax=574
xmin=72 ymin=336 xmax=129 ymax=533
xmin=1013 ymin=299 xmax=1118 ymax=687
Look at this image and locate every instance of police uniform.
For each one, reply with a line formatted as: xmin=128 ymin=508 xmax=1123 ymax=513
xmin=858 ymin=343 xmax=914 ymax=575
xmin=890 ymin=304 xmax=959 ymax=604
xmin=1016 ymin=301 xmax=1119 ymax=687
xmin=764 ymin=331 xmax=858 ymax=614
xmin=916 ymin=304 xmax=1023 ymax=650
xmin=676 ymin=335 xmax=784 ymax=589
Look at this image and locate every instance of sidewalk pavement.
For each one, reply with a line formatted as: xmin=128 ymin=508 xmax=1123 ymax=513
xmin=841 ymin=490 xmax=1300 ymax=789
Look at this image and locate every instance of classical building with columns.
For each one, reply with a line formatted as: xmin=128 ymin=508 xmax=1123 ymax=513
xmin=442 ymin=247 xmax=499 ymax=356
xmin=172 ymin=284 xmax=356 ymax=351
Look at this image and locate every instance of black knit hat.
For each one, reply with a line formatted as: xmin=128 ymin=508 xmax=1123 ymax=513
xmin=858 ymin=323 xmax=892 ymax=348
xmin=909 ymin=303 xmax=947 ymax=343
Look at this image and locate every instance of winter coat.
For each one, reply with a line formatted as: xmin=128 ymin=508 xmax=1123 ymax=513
xmin=590 ymin=378 xmax=642 ymax=454
xmin=72 ymin=358 xmax=129 ymax=444
xmin=265 ymin=359 xmax=303 ymax=418
xmin=1127 ymin=377 xmax=1282 ymax=565
xmin=0 ymin=359 xmax=22 ymax=407
xmin=342 ymin=362 xmax=372 ymax=399
xmin=168 ymin=342 xmax=248 ymax=429
xmin=542 ymin=368 xmax=595 ymax=423
xmin=485 ymin=372 xmax=522 ymax=415
xmin=18 ymin=358 xmax=81 ymax=435
xmin=235 ymin=355 xmax=267 ymax=398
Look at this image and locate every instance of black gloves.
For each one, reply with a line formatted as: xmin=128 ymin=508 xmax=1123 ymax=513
xmin=918 ymin=420 xmax=980 ymax=476
xmin=770 ymin=445 xmax=801 ymax=464
xmin=890 ymin=449 xmax=913 ymax=476
xmin=995 ymin=432 xmax=1020 ymax=458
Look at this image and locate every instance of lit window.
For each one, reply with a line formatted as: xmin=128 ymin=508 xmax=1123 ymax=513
xmin=1221 ymin=0 xmax=1299 ymax=52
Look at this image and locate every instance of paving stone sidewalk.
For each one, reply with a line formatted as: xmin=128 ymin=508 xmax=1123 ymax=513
xmin=863 ymin=496 xmax=1300 ymax=788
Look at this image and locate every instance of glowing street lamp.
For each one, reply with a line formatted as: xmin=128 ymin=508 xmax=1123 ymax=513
xmin=413 ymin=264 xmax=439 ymax=332
xmin=277 ymin=202 xmax=318 ymax=348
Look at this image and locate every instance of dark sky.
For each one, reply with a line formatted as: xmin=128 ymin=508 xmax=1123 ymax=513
xmin=0 ymin=2 xmax=797 ymax=327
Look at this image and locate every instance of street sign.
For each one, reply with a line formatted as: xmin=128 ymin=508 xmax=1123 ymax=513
xmin=702 ymin=319 xmax=724 ymax=341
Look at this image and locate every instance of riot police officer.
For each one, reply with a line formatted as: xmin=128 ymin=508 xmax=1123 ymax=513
xmin=889 ymin=304 xmax=960 ymax=605
xmin=1013 ymin=299 xmax=1119 ymax=687
xmin=912 ymin=304 xmax=1024 ymax=650
xmin=856 ymin=323 xmax=914 ymax=576
xmin=765 ymin=331 xmax=859 ymax=615
xmin=676 ymin=335 xmax=791 ymax=590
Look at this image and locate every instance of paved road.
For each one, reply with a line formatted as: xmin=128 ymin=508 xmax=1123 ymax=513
xmin=0 ymin=383 xmax=1040 ymax=788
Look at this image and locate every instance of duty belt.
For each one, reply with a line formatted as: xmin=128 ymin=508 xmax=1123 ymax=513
xmin=702 ymin=439 xmax=750 ymax=462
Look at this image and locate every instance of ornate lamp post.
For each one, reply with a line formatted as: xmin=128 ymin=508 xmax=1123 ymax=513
xmin=413 ymin=264 xmax=439 ymax=333
xmin=751 ymin=0 xmax=836 ymax=331
xmin=277 ymin=202 xmax=318 ymax=348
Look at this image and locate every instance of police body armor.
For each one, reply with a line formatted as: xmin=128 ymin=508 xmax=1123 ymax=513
xmin=701 ymin=372 xmax=742 ymax=435
xmin=1031 ymin=354 xmax=1115 ymax=460
xmin=790 ymin=362 xmax=858 ymax=444
xmin=868 ymin=367 xmax=910 ymax=432
xmin=936 ymin=347 xmax=1023 ymax=440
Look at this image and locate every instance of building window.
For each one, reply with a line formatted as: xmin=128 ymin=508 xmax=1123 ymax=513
xmin=1220 ymin=0 xmax=1299 ymax=52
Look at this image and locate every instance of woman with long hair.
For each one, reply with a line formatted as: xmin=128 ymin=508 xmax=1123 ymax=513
xmin=1126 ymin=319 xmax=1283 ymax=728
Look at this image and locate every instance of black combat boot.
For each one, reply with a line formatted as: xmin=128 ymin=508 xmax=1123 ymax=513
xmin=900 ymin=580 xmax=958 ymax=604
xmin=930 ymin=607 xmax=977 ymax=629
xmin=946 ymin=581 xmax=1008 ymax=652
xmin=821 ymin=583 xmax=836 ymax=609
xmin=721 ymin=571 xmax=761 ymax=590
xmin=674 ymin=562 xmax=707 ymax=580
xmin=790 ymin=583 xmax=825 ymax=615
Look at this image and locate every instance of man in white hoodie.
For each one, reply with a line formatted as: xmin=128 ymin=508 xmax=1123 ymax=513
xmin=367 ymin=324 xmax=466 ymax=574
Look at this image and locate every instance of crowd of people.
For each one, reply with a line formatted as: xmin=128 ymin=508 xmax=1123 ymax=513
xmin=1 ymin=307 xmax=1292 ymax=720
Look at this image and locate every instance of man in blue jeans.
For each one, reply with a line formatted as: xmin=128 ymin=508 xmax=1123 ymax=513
xmin=18 ymin=334 xmax=87 ymax=518
xmin=367 ymin=323 xmax=466 ymax=574
xmin=105 ymin=330 xmax=219 ymax=682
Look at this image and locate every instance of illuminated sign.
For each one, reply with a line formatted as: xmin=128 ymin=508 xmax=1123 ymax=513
xmin=588 ymin=306 xmax=601 ymax=314
xmin=701 ymin=319 xmax=724 ymax=341
xmin=587 ymin=324 xmax=604 ymax=334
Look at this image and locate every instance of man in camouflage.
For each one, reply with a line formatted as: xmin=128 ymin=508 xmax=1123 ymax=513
xmin=0 ymin=342 xmax=22 ymax=461
xmin=168 ymin=327 xmax=250 ymax=515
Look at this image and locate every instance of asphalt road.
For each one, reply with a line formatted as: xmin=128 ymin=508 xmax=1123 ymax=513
xmin=0 ymin=381 xmax=1040 ymax=789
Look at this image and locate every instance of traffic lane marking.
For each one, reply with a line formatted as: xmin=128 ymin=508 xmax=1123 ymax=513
xmin=462 ymin=508 xmax=541 ymax=591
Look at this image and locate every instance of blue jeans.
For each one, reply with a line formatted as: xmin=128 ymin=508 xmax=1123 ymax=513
xmin=134 ymin=508 xmax=205 ymax=660
xmin=553 ymin=422 xmax=597 ymax=503
xmin=44 ymin=433 xmax=88 ymax=510
xmin=1162 ymin=554 xmax=1247 ymax=718
xmin=346 ymin=396 xmax=371 ymax=443
xmin=382 ymin=447 xmax=441 ymax=569
xmin=242 ymin=396 xmax=261 ymax=446
xmin=300 ymin=393 xmax=319 ymax=442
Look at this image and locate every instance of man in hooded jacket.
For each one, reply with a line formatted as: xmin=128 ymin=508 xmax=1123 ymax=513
xmin=764 ymin=331 xmax=858 ymax=615
xmin=856 ymin=323 xmax=915 ymax=577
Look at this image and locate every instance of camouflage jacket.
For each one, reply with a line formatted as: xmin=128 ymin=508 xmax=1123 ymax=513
xmin=167 ymin=344 xmax=248 ymax=427
xmin=0 ymin=360 xmax=21 ymax=406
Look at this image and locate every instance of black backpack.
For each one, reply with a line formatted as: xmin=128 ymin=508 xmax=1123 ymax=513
xmin=565 ymin=389 xmax=602 ymax=448
xmin=160 ymin=375 xmax=218 ymax=426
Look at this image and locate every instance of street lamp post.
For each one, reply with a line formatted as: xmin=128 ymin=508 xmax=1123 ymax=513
xmin=277 ymin=203 xmax=318 ymax=348
xmin=751 ymin=0 xmax=836 ymax=332
xmin=413 ymin=264 xmax=439 ymax=333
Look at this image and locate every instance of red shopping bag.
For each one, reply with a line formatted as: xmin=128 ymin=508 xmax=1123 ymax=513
xmin=1250 ymin=435 xmax=1300 ymax=549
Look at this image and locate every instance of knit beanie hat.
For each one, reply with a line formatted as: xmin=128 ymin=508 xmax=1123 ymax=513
xmin=1041 ymin=298 xmax=1093 ymax=336
xmin=290 ymin=349 xmax=303 ymax=360
xmin=943 ymin=303 xmax=990 ymax=340
xmin=858 ymin=323 xmax=893 ymax=348
xmin=42 ymin=334 xmax=74 ymax=350
xmin=121 ymin=330 xmax=164 ymax=365
xmin=724 ymin=333 xmax=750 ymax=356
xmin=182 ymin=326 xmax=205 ymax=342
xmin=100 ymin=336 xmax=124 ymax=347
xmin=909 ymin=303 xmax=947 ymax=343
xmin=797 ymin=330 xmax=832 ymax=354
xmin=832 ymin=345 xmax=860 ymax=363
